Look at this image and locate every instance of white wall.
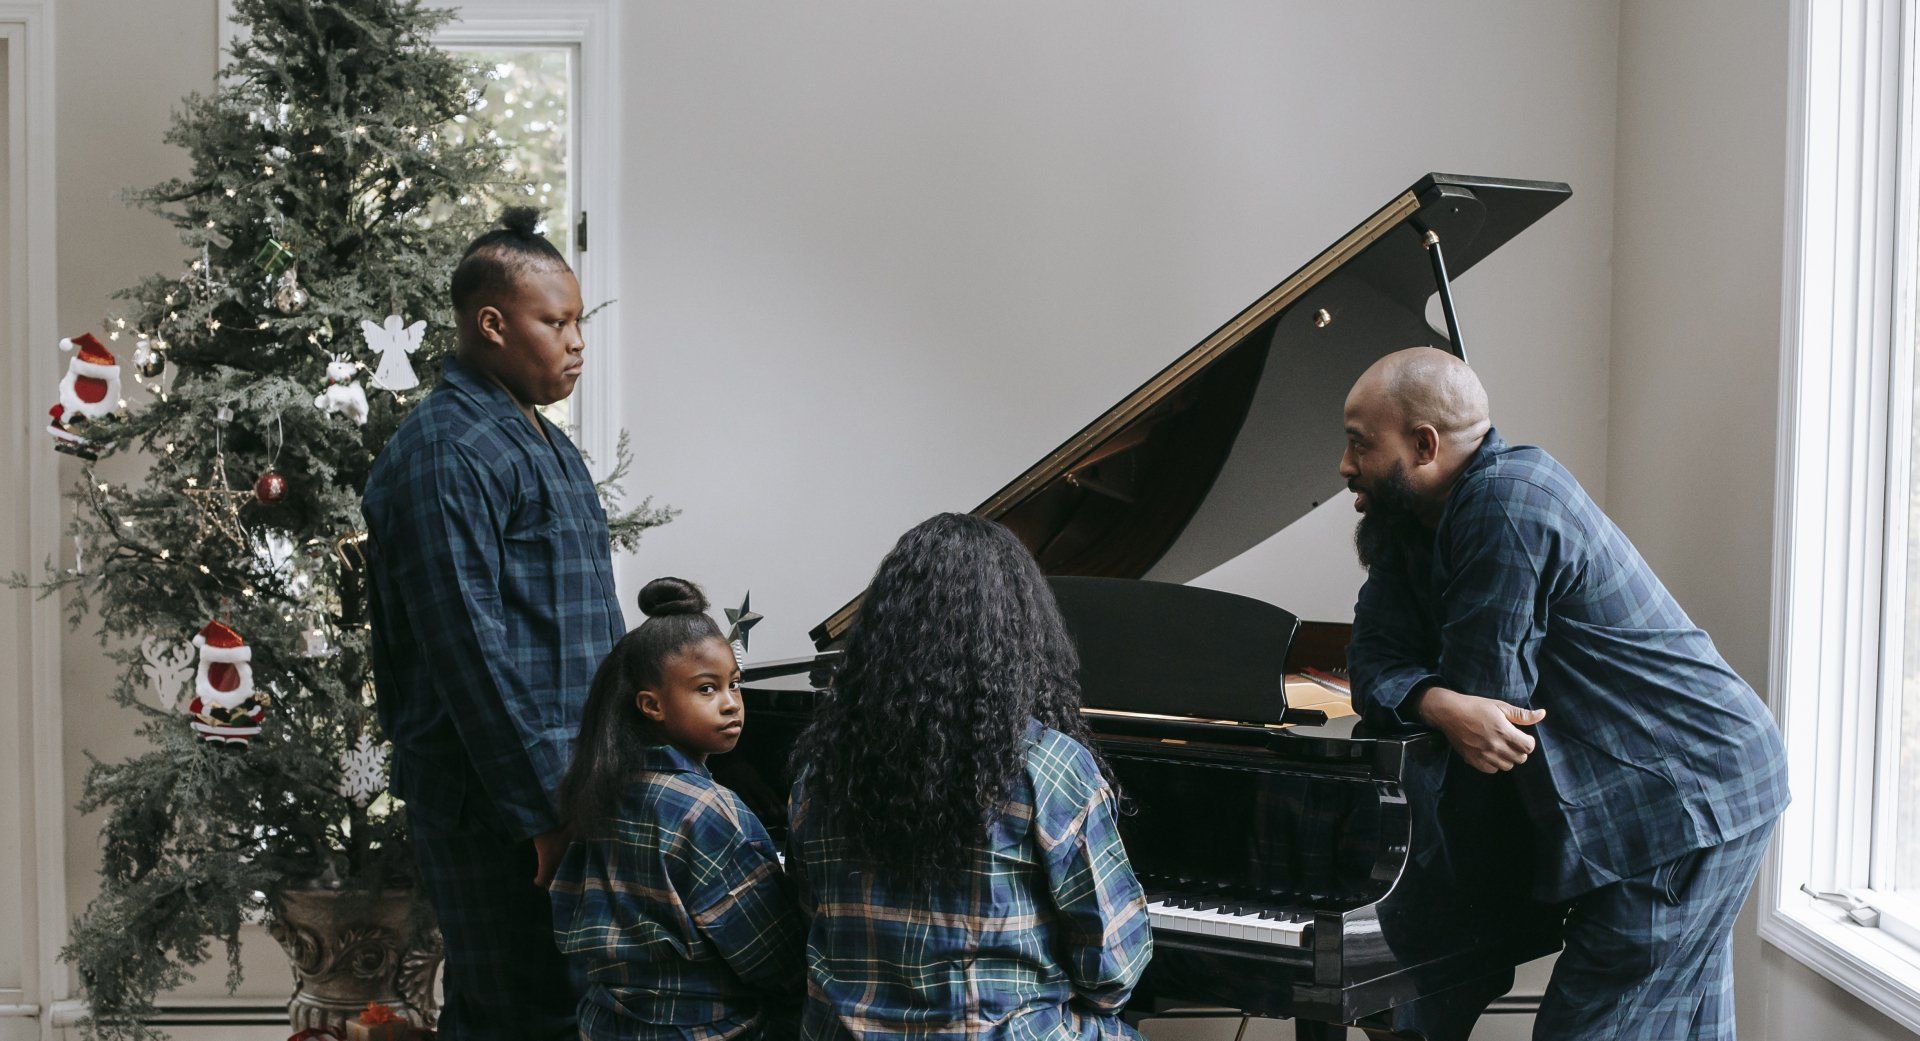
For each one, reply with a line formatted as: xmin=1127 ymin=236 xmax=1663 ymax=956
xmin=71 ymin=1 xmax=1907 ymax=1037
xmin=615 ymin=0 xmax=1621 ymax=655
xmin=1610 ymin=0 xmax=1918 ymax=1037
xmin=34 ymin=0 xmax=1623 ymax=1025
xmin=26 ymin=0 xmax=1920 ymax=1038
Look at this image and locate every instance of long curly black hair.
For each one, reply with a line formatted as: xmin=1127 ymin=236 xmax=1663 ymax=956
xmin=790 ymin=512 xmax=1105 ymax=891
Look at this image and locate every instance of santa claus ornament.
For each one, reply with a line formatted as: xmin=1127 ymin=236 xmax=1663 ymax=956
xmin=187 ymin=620 xmax=267 ymax=748
xmin=48 ymin=333 xmax=121 ymax=458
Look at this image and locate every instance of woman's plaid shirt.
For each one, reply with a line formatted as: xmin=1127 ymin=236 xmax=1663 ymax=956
xmin=551 ymin=745 xmax=805 ymax=1040
xmin=787 ymin=722 xmax=1153 ymax=1040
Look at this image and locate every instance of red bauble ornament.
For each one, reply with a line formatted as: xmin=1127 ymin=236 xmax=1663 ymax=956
xmin=254 ymin=470 xmax=289 ymax=504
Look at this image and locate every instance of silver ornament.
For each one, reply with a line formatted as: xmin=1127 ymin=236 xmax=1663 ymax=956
xmin=133 ymin=339 xmax=166 ymax=378
xmin=273 ymin=267 xmax=309 ymax=313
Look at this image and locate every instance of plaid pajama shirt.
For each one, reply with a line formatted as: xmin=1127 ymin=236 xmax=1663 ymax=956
xmin=1346 ymin=428 xmax=1789 ymax=1039
xmin=364 ymin=356 xmax=626 ymax=1039
xmin=787 ymin=721 xmax=1153 ymax=1041
xmin=551 ymin=745 xmax=806 ymax=1041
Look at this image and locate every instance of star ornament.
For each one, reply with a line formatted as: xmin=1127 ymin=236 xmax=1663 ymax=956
xmin=726 ymin=593 xmax=763 ymax=666
xmin=184 ymin=453 xmax=253 ymax=549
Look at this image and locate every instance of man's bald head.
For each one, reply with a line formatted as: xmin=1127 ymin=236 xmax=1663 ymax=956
xmin=1350 ymin=346 xmax=1491 ymax=447
xmin=1339 ymin=346 xmax=1494 ymax=532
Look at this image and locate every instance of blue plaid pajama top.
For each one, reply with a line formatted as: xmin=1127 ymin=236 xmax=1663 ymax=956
xmin=1346 ymin=428 xmax=1789 ymax=902
xmin=364 ymin=356 xmax=626 ymax=840
xmin=551 ymin=745 xmax=806 ymax=1041
xmin=787 ymin=721 xmax=1153 ymax=1040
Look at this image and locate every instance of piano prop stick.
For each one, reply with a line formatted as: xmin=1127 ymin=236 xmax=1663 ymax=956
xmin=1421 ymin=228 xmax=1466 ymax=363
xmin=739 ymin=173 xmax=1573 ymax=1041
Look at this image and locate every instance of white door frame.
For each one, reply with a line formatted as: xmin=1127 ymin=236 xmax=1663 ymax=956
xmin=0 ymin=0 xmax=66 ymax=1034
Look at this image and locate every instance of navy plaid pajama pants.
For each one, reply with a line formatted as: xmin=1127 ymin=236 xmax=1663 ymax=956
xmin=412 ymin=817 xmax=578 ymax=1041
xmin=1534 ymin=819 xmax=1776 ymax=1041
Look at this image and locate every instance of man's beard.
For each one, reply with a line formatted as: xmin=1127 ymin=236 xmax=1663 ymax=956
xmin=1353 ymin=465 xmax=1424 ymax=570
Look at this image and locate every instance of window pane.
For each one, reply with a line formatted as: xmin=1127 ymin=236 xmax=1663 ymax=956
xmin=443 ymin=48 xmax=573 ymax=254
xmin=439 ymin=47 xmax=576 ymax=427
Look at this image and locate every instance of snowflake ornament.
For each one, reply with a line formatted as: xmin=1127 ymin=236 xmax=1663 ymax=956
xmin=337 ymin=733 xmax=389 ymax=807
xmin=362 ymin=314 xmax=427 ymax=393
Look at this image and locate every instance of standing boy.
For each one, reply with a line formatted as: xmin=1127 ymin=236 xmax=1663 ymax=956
xmin=364 ymin=208 xmax=625 ymax=1040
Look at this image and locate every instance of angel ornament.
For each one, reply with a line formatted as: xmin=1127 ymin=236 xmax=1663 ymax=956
xmin=363 ymin=314 xmax=427 ymax=393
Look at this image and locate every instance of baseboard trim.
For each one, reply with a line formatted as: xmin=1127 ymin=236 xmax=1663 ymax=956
xmin=45 ymin=999 xmax=289 ymax=1028
xmin=1136 ymin=993 xmax=1545 ymax=1024
xmin=62 ymin=994 xmax=1546 ymax=1029
xmin=147 ymin=1003 xmax=288 ymax=1026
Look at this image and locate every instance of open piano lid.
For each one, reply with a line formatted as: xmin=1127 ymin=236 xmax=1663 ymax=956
xmin=811 ymin=173 xmax=1571 ymax=649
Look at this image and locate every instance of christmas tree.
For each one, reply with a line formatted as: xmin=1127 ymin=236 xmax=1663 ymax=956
xmin=19 ymin=1 xmax=669 ymax=1035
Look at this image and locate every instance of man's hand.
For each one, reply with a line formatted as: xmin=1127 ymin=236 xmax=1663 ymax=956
xmin=1415 ymin=685 xmax=1546 ymax=773
xmin=532 ymin=827 xmax=569 ymax=888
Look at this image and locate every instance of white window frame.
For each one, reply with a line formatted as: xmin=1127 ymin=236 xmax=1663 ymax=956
xmin=216 ymin=0 xmax=624 ymax=478
xmin=1769 ymin=0 xmax=1920 ymax=1029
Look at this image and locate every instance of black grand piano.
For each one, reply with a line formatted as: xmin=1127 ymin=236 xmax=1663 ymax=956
xmin=719 ymin=173 xmax=1572 ymax=1040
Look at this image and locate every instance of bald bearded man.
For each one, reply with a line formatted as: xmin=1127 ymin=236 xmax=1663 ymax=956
xmin=1338 ymin=348 xmax=1787 ymax=1041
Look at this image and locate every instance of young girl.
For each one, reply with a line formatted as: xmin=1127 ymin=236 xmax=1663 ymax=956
xmin=551 ymin=577 xmax=804 ymax=1040
xmin=788 ymin=513 xmax=1154 ymax=1040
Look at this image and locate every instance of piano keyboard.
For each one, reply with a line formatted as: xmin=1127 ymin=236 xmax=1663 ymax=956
xmin=1144 ymin=893 xmax=1311 ymax=947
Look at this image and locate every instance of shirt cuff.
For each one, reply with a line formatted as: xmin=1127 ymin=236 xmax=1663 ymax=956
xmin=477 ymin=739 xmax=569 ymax=841
xmin=492 ymin=787 xmax=562 ymax=841
xmin=1361 ymin=668 xmax=1445 ymax=728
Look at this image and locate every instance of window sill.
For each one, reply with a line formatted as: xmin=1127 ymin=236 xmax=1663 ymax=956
xmin=1762 ymin=891 xmax=1920 ymax=1032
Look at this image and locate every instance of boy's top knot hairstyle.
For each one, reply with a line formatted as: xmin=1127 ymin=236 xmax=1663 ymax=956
xmin=638 ymin=576 xmax=709 ymax=618
xmin=449 ymin=205 xmax=571 ymax=316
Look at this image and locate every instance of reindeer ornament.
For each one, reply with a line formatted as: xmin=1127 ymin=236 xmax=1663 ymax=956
xmin=313 ymin=355 xmax=369 ymax=426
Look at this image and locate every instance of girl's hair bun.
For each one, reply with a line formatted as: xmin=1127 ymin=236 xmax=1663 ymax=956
xmin=498 ymin=205 xmax=543 ymax=237
xmin=638 ymin=577 xmax=708 ymax=618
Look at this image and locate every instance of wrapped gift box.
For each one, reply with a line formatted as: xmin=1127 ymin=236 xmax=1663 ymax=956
xmin=342 ymin=1004 xmax=421 ymax=1041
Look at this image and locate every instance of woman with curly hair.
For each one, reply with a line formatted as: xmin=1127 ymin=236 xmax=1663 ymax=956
xmin=787 ymin=513 xmax=1154 ymax=1040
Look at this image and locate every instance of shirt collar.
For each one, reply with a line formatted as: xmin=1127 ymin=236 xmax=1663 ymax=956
xmin=638 ymin=743 xmax=710 ymax=777
xmin=440 ymin=355 xmax=550 ymax=434
xmin=1435 ymin=426 xmax=1508 ymax=529
xmin=1458 ymin=425 xmax=1507 ymax=480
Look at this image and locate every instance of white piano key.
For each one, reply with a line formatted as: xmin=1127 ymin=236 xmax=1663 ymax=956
xmin=1143 ymin=896 xmax=1309 ymax=948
